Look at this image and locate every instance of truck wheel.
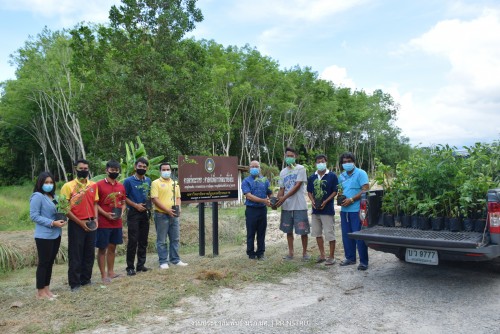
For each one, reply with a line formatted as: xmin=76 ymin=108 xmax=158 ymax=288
xmin=489 ymin=258 xmax=500 ymax=273
xmin=395 ymin=253 xmax=405 ymax=261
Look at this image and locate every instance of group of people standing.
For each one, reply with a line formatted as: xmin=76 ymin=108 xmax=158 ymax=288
xmin=29 ymin=150 xmax=368 ymax=300
xmin=242 ymin=149 xmax=370 ymax=271
xmin=29 ymin=158 xmax=187 ymax=300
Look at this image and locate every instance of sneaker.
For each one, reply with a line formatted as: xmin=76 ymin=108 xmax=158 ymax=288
xmin=172 ymin=261 xmax=188 ymax=266
xmin=70 ymin=286 xmax=81 ymax=293
xmin=126 ymin=268 xmax=136 ymax=276
xmin=325 ymin=258 xmax=337 ymax=266
xmin=249 ymin=255 xmax=257 ymax=260
xmin=357 ymin=264 xmax=368 ymax=271
xmin=136 ymin=267 xmax=150 ymax=272
xmin=160 ymin=263 xmax=169 ymax=269
xmin=339 ymin=259 xmax=356 ymax=266
xmin=257 ymin=256 xmax=266 ymax=261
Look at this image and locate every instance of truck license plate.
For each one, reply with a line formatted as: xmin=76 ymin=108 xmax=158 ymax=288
xmin=405 ymin=248 xmax=438 ymax=265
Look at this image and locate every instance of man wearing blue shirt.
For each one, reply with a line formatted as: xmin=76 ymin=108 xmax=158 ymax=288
xmin=123 ymin=157 xmax=152 ymax=276
xmin=241 ymin=160 xmax=272 ymax=260
xmin=338 ymin=152 xmax=370 ymax=270
xmin=307 ymin=155 xmax=338 ymax=265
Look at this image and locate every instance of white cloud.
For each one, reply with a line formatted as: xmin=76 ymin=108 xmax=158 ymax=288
xmin=319 ymin=65 xmax=356 ymax=90
xmin=0 ymin=0 xmax=120 ymax=25
xmin=230 ymin=0 xmax=366 ymax=22
xmin=396 ymin=9 xmax=500 ymax=146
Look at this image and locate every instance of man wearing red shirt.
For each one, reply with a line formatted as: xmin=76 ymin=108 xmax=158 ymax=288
xmin=96 ymin=160 xmax=126 ymax=283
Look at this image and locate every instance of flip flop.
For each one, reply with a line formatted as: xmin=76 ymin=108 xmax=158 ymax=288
xmin=282 ymin=255 xmax=294 ymax=260
xmin=316 ymin=257 xmax=326 ymax=264
xmin=110 ymin=274 xmax=122 ymax=279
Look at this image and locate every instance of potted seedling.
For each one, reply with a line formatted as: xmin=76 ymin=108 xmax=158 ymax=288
xmin=71 ymin=185 xmax=98 ymax=231
xmin=138 ymin=182 xmax=152 ymax=210
xmin=55 ymin=195 xmax=71 ymax=221
xmin=106 ymin=192 xmax=124 ymax=219
xmin=336 ymin=182 xmax=346 ymax=206
xmin=312 ymin=178 xmax=327 ymax=210
xmin=171 ymin=172 xmax=180 ymax=217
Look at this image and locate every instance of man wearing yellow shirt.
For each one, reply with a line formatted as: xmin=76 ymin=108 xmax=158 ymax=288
xmin=60 ymin=159 xmax=99 ymax=292
xmin=151 ymin=162 xmax=188 ymax=269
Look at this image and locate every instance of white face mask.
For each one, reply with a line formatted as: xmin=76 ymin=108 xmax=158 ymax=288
xmin=161 ymin=171 xmax=171 ymax=179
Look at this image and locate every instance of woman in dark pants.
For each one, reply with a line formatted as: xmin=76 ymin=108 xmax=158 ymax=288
xmin=29 ymin=172 xmax=66 ymax=300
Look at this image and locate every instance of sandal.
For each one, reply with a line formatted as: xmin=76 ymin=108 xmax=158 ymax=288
xmin=316 ymin=257 xmax=326 ymax=264
xmin=325 ymin=258 xmax=336 ymax=265
xmin=282 ymin=255 xmax=294 ymax=260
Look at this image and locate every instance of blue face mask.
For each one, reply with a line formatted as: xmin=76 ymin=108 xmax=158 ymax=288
xmin=316 ymin=163 xmax=327 ymax=171
xmin=250 ymin=167 xmax=260 ymax=176
xmin=161 ymin=171 xmax=171 ymax=179
xmin=42 ymin=184 xmax=54 ymax=193
xmin=342 ymin=163 xmax=355 ymax=172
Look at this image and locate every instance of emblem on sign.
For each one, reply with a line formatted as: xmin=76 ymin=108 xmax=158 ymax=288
xmin=205 ymin=158 xmax=215 ymax=173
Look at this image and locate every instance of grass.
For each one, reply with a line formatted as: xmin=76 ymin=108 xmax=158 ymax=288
xmin=0 ymin=184 xmax=33 ymax=231
xmin=0 ymin=201 xmax=329 ymax=333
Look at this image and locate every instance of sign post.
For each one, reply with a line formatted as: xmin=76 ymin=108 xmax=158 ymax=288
xmin=178 ymin=156 xmax=238 ymax=256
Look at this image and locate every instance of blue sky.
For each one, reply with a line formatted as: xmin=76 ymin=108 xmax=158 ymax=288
xmin=1 ymin=0 xmax=499 ymax=147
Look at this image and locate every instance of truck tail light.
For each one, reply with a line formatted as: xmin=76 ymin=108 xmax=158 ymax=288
xmin=488 ymin=201 xmax=500 ymax=234
xmin=359 ymin=192 xmax=368 ymax=228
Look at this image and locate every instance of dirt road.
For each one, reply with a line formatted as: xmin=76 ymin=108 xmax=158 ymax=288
xmin=84 ymin=250 xmax=500 ymax=334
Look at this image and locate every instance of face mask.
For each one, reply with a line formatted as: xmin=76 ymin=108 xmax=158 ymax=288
xmin=342 ymin=163 xmax=355 ymax=172
xmin=316 ymin=163 xmax=327 ymax=171
xmin=42 ymin=184 xmax=54 ymax=193
xmin=136 ymin=168 xmax=147 ymax=176
xmin=76 ymin=170 xmax=89 ymax=179
xmin=161 ymin=171 xmax=171 ymax=179
xmin=249 ymin=167 xmax=260 ymax=176
xmin=285 ymin=157 xmax=295 ymax=166
xmin=108 ymin=172 xmax=119 ymax=180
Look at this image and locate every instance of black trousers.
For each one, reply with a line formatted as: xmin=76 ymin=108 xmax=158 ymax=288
xmin=68 ymin=220 xmax=96 ymax=289
xmin=245 ymin=206 xmax=268 ymax=258
xmin=126 ymin=208 xmax=150 ymax=270
xmin=35 ymin=236 xmax=61 ymax=289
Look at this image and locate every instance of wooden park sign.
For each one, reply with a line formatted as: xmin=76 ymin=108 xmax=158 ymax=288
xmin=177 ymin=155 xmax=239 ymax=257
xmin=178 ymin=156 xmax=239 ymax=203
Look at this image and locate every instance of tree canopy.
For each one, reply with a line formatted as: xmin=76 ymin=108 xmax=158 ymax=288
xmin=0 ymin=0 xmax=410 ymax=184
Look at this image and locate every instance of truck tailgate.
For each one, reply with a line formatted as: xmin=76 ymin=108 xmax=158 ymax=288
xmin=349 ymin=226 xmax=488 ymax=249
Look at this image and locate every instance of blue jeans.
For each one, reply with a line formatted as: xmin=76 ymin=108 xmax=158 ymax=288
xmin=154 ymin=212 xmax=180 ymax=265
xmin=340 ymin=211 xmax=368 ymax=266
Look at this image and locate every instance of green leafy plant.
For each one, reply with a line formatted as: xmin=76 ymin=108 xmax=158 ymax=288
xmin=55 ymin=195 xmax=71 ymax=214
xmin=313 ymin=178 xmax=327 ymax=201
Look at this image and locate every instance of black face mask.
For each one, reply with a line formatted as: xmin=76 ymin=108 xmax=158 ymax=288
xmin=108 ymin=172 xmax=120 ymax=180
xmin=76 ymin=170 xmax=89 ymax=179
xmin=136 ymin=168 xmax=147 ymax=176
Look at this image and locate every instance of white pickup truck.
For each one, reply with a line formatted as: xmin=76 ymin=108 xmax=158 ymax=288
xmin=349 ymin=189 xmax=500 ymax=272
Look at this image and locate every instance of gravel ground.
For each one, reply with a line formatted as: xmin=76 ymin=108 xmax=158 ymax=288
xmin=83 ymin=248 xmax=500 ymax=334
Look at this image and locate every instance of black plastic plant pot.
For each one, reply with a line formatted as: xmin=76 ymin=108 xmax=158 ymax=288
xmin=270 ymin=196 xmax=278 ymax=210
xmin=417 ymin=216 xmax=430 ymax=230
xmin=449 ymin=217 xmax=462 ymax=232
xmin=314 ymin=199 xmax=323 ymax=210
xmin=145 ymin=200 xmax=152 ymax=210
xmin=401 ymin=215 xmax=411 ymax=228
xmin=383 ymin=214 xmax=395 ymax=227
xmin=55 ymin=212 xmax=67 ymax=222
xmin=444 ymin=217 xmax=450 ymax=230
xmin=474 ymin=219 xmax=487 ymax=233
xmin=377 ymin=213 xmax=385 ymax=226
xmin=394 ymin=215 xmax=402 ymax=227
xmin=411 ymin=215 xmax=419 ymax=229
xmin=431 ymin=217 xmax=444 ymax=231
xmin=86 ymin=219 xmax=97 ymax=231
xmin=172 ymin=205 xmax=180 ymax=217
xmin=462 ymin=218 xmax=474 ymax=232
xmin=112 ymin=208 xmax=122 ymax=219
xmin=336 ymin=195 xmax=346 ymax=206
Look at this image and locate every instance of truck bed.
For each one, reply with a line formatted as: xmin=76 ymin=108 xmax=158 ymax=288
xmin=350 ymin=226 xmax=489 ymax=249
